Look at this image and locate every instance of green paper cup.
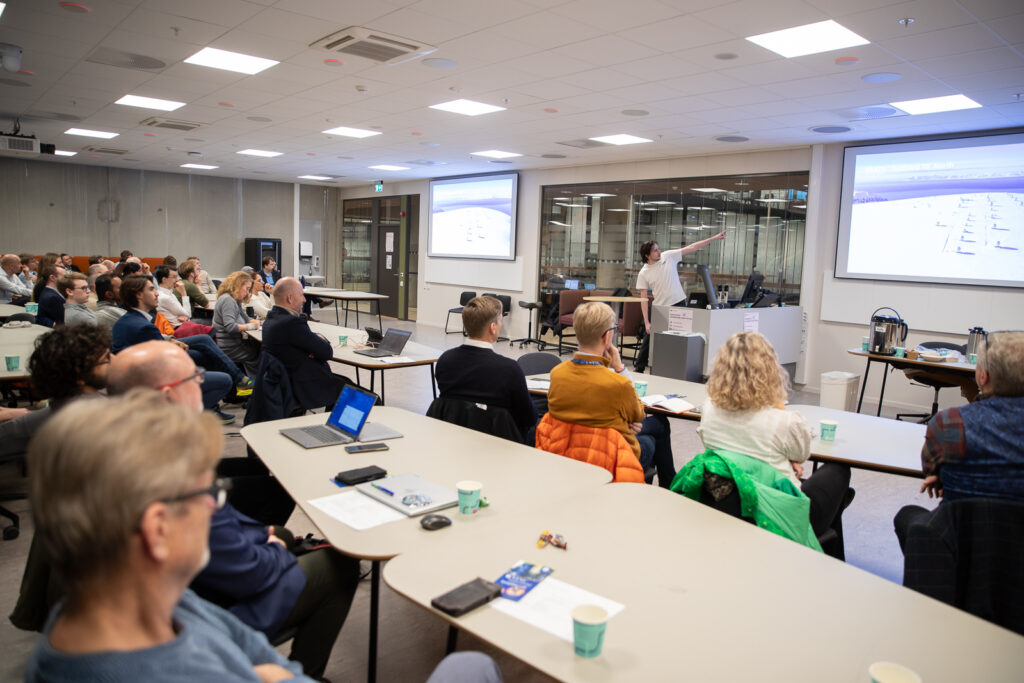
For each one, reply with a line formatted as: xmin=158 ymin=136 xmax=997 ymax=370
xmin=4 ymin=355 xmax=19 ymax=372
xmin=456 ymin=480 xmax=482 ymax=515
xmin=869 ymin=662 xmax=921 ymax=683
xmin=894 ymin=346 xmax=906 ymax=358
xmin=572 ymin=605 xmax=608 ymax=658
xmin=338 ymin=335 xmax=348 ymax=347
xmin=820 ymin=419 xmax=837 ymax=442
xmin=25 ymin=303 xmax=38 ymax=315
xmin=633 ymin=380 xmax=648 ymax=397
xmin=861 ymin=336 xmax=869 ymax=352
xmin=969 ymin=352 xmax=978 ymax=364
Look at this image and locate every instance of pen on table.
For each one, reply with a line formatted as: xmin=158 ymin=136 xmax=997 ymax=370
xmin=371 ymin=482 xmax=395 ymax=496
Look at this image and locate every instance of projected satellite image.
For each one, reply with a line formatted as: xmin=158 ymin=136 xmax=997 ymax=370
xmin=431 ymin=176 xmax=514 ymax=258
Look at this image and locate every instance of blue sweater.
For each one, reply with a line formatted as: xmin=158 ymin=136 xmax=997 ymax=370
xmin=25 ymin=589 xmax=312 ymax=682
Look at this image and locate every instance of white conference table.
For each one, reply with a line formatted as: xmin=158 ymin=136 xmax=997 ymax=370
xmin=791 ymin=404 xmax=927 ymax=478
xmin=848 ymin=347 xmax=976 ymax=416
xmin=0 ymin=323 xmax=49 ymax=380
xmin=527 ymin=371 xmax=708 ymax=420
xmin=384 ymin=482 xmax=1024 ymax=682
xmin=303 ymin=287 xmax=388 ymax=328
xmin=0 ymin=303 xmax=26 ymax=319
xmin=249 ymin=321 xmax=442 ymax=403
xmin=241 ymin=407 xmax=611 ymax=682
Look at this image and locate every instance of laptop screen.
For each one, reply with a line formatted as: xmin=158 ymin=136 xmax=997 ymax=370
xmin=380 ymin=328 xmax=411 ymax=353
xmin=327 ymin=385 xmax=376 ymax=437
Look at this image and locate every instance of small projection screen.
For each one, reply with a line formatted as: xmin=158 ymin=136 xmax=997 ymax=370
xmin=428 ymin=173 xmax=518 ymax=260
xmin=835 ymin=131 xmax=1024 ymax=288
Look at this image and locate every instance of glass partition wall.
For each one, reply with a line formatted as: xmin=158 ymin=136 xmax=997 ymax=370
xmin=539 ymin=172 xmax=809 ymax=305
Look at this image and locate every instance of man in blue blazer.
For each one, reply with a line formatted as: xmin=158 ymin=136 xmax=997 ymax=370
xmin=261 ymin=277 xmax=355 ymax=410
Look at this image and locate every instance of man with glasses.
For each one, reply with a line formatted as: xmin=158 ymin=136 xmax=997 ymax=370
xmin=545 ymin=301 xmax=675 ymax=487
xmin=894 ymin=331 xmax=1024 ymax=549
xmin=59 ymin=272 xmax=95 ymax=325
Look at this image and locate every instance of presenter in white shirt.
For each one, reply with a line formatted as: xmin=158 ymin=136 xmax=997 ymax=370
xmin=633 ymin=232 xmax=724 ymax=372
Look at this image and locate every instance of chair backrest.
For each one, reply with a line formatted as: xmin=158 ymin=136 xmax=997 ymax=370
xmin=426 ymin=396 xmax=522 ymax=443
xmin=481 ymin=293 xmax=511 ymax=315
xmin=243 ymin=351 xmax=299 ymax=426
xmin=6 ymin=312 xmax=36 ymax=323
xmin=903 ymin=498 xmax=1024 ymax=636
xmin=535 ymin=413 xmax=644 ymax=483
xmin=517 ymin=352 xmax=560 ymax=376
xmin=557 ymin=289 xmax=590 ymax=318
xmin=459 ymin=291 xmax=476 ymax=306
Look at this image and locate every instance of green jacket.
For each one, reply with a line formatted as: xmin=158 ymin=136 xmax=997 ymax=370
xmin=670 ymin=448 xmax=822 ymax=552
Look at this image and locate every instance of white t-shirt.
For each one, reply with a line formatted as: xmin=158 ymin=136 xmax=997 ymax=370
xmin=156 ymin=286 xmax=191 ymax=328
xmin=696 ymin=399 xmax=811 ymax=486
xmin=635 ymin=248 xmax=686 ymax=306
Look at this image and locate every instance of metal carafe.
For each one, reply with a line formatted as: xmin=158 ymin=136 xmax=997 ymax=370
xmin=966 ymin=326 xmax=987 ymax=357
xmin=868 ymin=307 xmax=908 ymax=355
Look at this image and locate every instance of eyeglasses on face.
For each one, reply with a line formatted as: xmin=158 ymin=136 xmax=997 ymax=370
xmin=161 ymin=478 xmax=231 ymax=510
xmin=157 ymin=367 xmax=206 ymax=390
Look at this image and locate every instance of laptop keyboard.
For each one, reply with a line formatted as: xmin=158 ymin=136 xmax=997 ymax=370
xmin=307 ymin=425 xmax=349 ymax=443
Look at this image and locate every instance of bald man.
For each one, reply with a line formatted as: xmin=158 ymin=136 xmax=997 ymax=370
xmin=0 ymin=253 xmax=33 ymax=304
xmin=106 ymin=340 xmax=357 ymax=679
xmin=261 ymin=277 xmax=359 ymax=411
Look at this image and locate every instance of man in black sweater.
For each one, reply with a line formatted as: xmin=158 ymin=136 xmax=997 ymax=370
xmin=436 ymin=295 xmax=537 ymax=439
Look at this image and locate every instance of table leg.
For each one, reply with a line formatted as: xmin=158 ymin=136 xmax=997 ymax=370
xmin=376 ymin=300 xmax=382 ymax=333
xmin=334 ymin=300 xmax=341 ymax=326
xmin=368 ymin=560 xmax=380 ymax=683
xmin=430 ymin=363 xmax=437 ymax=399
xmin=877 ymin=361 xmax=889 ymax=417
xmin=856 ymin=357 xmax=872 ymax=413
xmin=445 ymin=625 xmax=459 ymax=654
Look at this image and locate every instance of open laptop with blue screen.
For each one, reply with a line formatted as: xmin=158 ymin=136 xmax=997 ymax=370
xmin=279 ymin=385 xmax=402 ymax=448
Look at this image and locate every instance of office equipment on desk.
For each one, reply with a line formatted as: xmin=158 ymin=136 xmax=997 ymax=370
xmin=739 ymin=271 xmax=765 ymax=306
xmin=280 ymin=385 xmax=402 ymax=448
xmin=868 ymin=307 xmax=908 ymax=355
xmin=354 ymin=328 xmax=412 ymax=358
xmin=356 ymin=473 xmax=458 ymax=517
xmin=564 ymin=279 xmax=579 ymax=290
xmin=696 ymin=264 xmax=722 ymax=309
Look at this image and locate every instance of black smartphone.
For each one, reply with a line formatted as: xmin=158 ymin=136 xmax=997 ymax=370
xmin=334 ymin=465 xmax=387 ymax=486
xmin=345 ymin=442 xmax=389 ymax=454
xmin=431 ymin=578 xmax=502 ymax=617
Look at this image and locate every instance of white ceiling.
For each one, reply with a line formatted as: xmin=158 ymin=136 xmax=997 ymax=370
xmin=1 ymin=0 xmax=1022 ymax=187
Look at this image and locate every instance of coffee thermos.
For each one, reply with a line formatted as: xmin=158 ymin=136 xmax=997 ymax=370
xmin=868 ymin=307 xmax=908 ymax=355
xmin=966 ymin=326 xmax=987 ymax=357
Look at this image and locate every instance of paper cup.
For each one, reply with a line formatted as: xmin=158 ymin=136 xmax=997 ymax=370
xmin=894 ymin=347 xmax=906 ymax=358
xmin=338 ymin=335 xmax=348 ymax=347
xmin=633 ymin=380 xmax=648 ymax=397
xmin=572 ymin=605 xmax=608 ymax=658
xmin=869 ymin=661 xmax=921 ymax=683
xmin=4 ymin=355 xmax=19 ymax=371
xmin=456 ymin=480 xmax=482 ymax=515
xmin=25 ymin=303 xmax=38 ymax=315
xmin=969 ymin=352 xmax=978 ymax=364
xmin=819 ymin=419 xmax=837 ymax=443
xmin=861 ymin=336 xmax=869 ymax=352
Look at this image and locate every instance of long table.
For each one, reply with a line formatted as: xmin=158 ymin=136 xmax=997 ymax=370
xmin=527 ymin=371 xmax=707 ymax=420
xmin=384 ymin=482 xmax=1024 ymax=681
xmin=248 ymin=321 xmax=441 ymax=403
xmin=241 ymin=407 xmax=611 ymax=683
xmin=0 ymin=323 xmax=49 ymax=380
xmin=848 ymin=347 xmax=976 ymax=416
xmin=304 ymin=287 xmax=388 ymax=329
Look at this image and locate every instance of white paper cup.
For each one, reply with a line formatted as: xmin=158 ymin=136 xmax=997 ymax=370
xmin=869 ymin=661 xmax=921 ymax=683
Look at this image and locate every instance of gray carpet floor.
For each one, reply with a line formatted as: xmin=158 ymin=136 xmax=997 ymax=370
xmin=0 ymin=320 xmax=938 ymax=682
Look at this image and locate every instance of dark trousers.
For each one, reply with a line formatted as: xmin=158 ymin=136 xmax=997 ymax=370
xmin=894 ymin=504 xmax=933 ymax=553
xmin=634 ymin=299 xmax=686 ymax=371
xmin=217 ymin=457 xmax=296 ymax=527
xmin=636 ymin=414 xmax=675 ymax=488
xmin=199 ymin=371 xmax=232 ymax=411
xmin=182 ymin=333 xmax=244 ymax=384
xmin=272 ymin=528 xmax=360 ymax=679
xmin=801 ymin=463 xmax=852 ymax=559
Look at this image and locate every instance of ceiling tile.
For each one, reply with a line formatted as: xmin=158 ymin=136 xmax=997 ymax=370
xmin=550 ymin=35 xmax=661 ymax=67
xmin=552 ymin=0 xmax=682 ymax=32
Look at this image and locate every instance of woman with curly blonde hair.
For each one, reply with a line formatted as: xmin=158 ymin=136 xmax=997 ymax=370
xmin=698 ymin=331 xmax=852 ymax=556
xmin=213 ymin=270 xmax=261 ymax=375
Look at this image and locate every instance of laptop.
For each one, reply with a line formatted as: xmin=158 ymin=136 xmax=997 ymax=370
xmin=355 ymin=473 xmax=458 ymax=517
xmin=354 ymin=328 xmax=412 ymax=358
xmin=279 ymin=385 xmax=402 ymax=448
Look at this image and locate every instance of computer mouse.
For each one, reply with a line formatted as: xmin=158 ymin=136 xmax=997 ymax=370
xmin=420 ymin=514 xmax=452 ymax=531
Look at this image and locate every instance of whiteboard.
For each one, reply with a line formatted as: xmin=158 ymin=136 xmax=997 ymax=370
xmin=820 ymin=270 xmax=1024 ymax=335
xmin=424 ymin=255 xmax=524 ymax=291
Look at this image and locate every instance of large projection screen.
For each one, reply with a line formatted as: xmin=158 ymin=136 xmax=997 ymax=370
xmin=835 ymin=132 xmax=1024 ymax=289
xmin=428 ymin=173 xmax=518 ymax=261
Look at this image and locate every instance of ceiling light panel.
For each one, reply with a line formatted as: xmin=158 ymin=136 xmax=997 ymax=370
xmin=65 ymin=128 xmax=119 ymax=139
xmin=746 ymin=20 xmax=869 ymax=59
xmin=889 ymin=94 xmax=982 ymax=115
xmin=184 ymin=47 xmax=279 ymax=75
xmin=322 ymin=126 xmax=381 ymax=138
xmin=471 ymin=150 xmax=522 ymax=158
xmin=238 ymin=149 xmax=283 ymax=157
xmin=298 ymin=175 xmax=333 ymax=181
xmin=115 ymin=94 xmax=186 ymax=111
xmin=369 ymin=164 xmax=410 ymax=171
xmin=429 ymin=99 xmax=506 ymax=116
xmin=54 ymin=150 xmax=77 ymax=156
xmin=588 ymin=134 xmax=653 ymax=145
xmin=181 ymin=163 xmax=218 ymax=169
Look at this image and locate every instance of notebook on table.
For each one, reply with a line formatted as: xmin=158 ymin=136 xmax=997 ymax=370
xmin=279 ymin=385 xmax=402 ymax=448
xmin=354 ymin=328 xmax=412 ymax=358
xmin=355 ymin=473 xmax=457 ymax=517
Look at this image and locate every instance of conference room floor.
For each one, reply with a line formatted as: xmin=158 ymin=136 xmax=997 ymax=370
xmin=0 ymin=319 xmax=938 ymax=682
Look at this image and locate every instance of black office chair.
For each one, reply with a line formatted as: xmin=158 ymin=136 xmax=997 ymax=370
xmin=426 ymin=396 xmax=522 ymax=444
xmin=517 ymin=352 xmax=561 ymax=419
xmin=444 ymin=291 xmax=476 ymax=335
xmin=481 ymin=293 xmax=511 ymax=342
xmin=510 ymin=300 xmax=545 ymax=350
xmin=0 ymin=451 xmax=24 ymax=540
xmin=895 ymin=342 xmax=968 ymax=423
xmin=5 ymin=312 xmax=36 ymax=324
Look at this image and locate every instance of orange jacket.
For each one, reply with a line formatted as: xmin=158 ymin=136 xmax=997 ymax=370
xmin=535 ymin=413 xmax=645 ymax=483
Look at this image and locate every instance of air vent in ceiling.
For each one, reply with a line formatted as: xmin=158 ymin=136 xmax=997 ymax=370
xmin=404 ymin=159 xmax=447 ymax=166
xmin=25 ymin=111 xmax=83 ymax=122
xmin=310 ymin=27 xmax=436 ymax=65
xmin=82 ymin=145 xmax=129 ymax=155
xmin=140 ymin=117 xmax=203 ymax=132
xmin=838 ymin=105 xmax=906 ymax=121
xmin=86 ymin=47 xmax=166 ymax=71
xmin=556 ymin=138 xmax=610 ymax=149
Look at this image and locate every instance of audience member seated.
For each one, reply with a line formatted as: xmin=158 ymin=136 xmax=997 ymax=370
xmin=1 ymin=253 xmax=33 ymax=305
xmin=59 ymin=272 xmax=95 ymax=326
xmin=435 ymin=295 xmax=537 ymax=441
xmin=58 ymin=253 xmax=79 ymax=272
xmin=33 ymin=264 xmax=66 ymax=328
xmin=154 ymin=264 xmax=213 ymax=338
xmin=19 ymin=253 xmax=38 ymax=287
xmin=85 ymin=264 xmax=105 ymax=308
xmin=894 ymin=331 xmax=1024 ymax=550
xmin=248 ymin=272 xmax=273 ymax=318
xmin=260 ymin=256 xmax=280 ymax=291
xmin=0 ymin=325 xmax=110 ymax=461
xmin=177 ymin=258 xmax=209 ymax=308
xmin=189 ymin=255 xmax=216 ymax=297
xmin=546 ymin=301 xmax=675 ymax=487
xmin=694 ymin=331 xmax=852 ymax=557
xmin=213 ymin=271 xmax=262 ymax=376
xmin=93 ymin=274 xmax=125 ymax=330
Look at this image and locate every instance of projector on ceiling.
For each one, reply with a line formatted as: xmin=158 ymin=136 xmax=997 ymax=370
xmin=0 ymin=133 xmax=42 ymax=157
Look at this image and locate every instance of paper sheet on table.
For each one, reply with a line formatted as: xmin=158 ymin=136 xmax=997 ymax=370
xmin=308 ymin=490 xmax=404 ymax=530
xmin=375 ymin=356 xmax=414 ymax=364
xmin=489 ymin=577 xmax=625 ymax=642
xmin=526 ymin=375 xmax=550 ymax=390
xmin=641 ymin=394 xmax=695 ymax=414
